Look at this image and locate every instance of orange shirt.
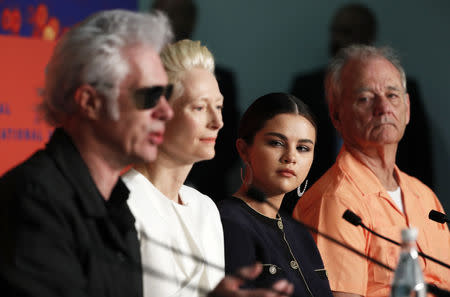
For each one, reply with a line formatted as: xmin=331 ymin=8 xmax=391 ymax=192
xmin=293 ymin=147 xmax=450 ymax=297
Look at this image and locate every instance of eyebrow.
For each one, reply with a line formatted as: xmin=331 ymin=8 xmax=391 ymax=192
xmin=196 ymin=95 xmax=224 ymax=103
xmin=265 ymin=132 xmax=314 ymax=144
xmin=355 ymin=86 xmax=403 ymax=93
xmin=387 ymin=86 xmax=404 ymax=92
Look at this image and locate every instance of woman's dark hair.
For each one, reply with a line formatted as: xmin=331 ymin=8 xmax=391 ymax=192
xmin=238 ymin=92 xmax=317 ymax=144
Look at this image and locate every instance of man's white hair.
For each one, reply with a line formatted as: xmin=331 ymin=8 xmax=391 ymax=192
xmin=325 ymin=45 xmax=407 ymax=114
xmin=41 ymin=9 xmax=173 ymax=125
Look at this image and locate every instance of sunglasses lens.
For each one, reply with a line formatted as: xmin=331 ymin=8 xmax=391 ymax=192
xmin=133 ymin=84 xmax=173 ymax=110
xmin=134 ymin=87 xmax=163 ymax=109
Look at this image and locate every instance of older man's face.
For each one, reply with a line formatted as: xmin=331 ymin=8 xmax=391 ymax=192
xmin=334 ymin=57 xmax=410 ymax=150
xmin=95 ymin=44 xmax=174 ymax=165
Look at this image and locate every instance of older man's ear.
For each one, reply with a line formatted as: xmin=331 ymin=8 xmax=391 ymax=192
xmin=74 ymin=84 xmax=103 ymax=120
xmin=330 ymin=106 xmax=342 ymax=132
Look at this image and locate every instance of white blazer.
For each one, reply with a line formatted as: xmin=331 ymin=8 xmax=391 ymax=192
xmin=122 ymin=169 xmax=225 ymax=297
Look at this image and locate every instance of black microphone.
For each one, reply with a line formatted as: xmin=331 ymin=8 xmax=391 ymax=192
xmin=342 ymin=209 xmax=362 ymax=226
xmin=343 ymin=209 xmax=450 ymax=270
xmin=343 ymin=210 xmax=401 ymax=246
xmin=429 ymin=210 xmax=449 ymax=224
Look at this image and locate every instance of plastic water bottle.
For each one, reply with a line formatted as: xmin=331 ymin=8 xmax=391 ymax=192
xmin=390 ymin=228 xmax=426 ymax=297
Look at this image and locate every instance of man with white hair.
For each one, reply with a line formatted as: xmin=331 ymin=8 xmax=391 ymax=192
xmin=293 ymin=45 xmax=450 ymax=297
xmin=0 ymin=9 xmax=174 ymax=297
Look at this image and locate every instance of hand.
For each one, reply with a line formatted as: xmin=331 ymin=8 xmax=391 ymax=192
xmin=209 ymin=262 xmax=294 ymax=297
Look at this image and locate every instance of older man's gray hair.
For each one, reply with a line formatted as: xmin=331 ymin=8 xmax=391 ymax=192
xmin=325 ymin=45 xmax=407 ymax=113
xmin=41 ymin=9 xmax=173 ymax=125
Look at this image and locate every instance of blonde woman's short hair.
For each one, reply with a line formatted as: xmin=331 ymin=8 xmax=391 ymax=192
xmin=160 ymin=39 xmax=215 ymax=100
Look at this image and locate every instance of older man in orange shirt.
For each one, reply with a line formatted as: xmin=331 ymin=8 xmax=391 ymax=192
xmin=293 ymin=45 xmax=450 ymax=297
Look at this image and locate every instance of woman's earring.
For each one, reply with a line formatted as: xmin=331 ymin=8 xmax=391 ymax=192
xmin=297 ymin=179 xmax=308 ymax=197
xmin=240 ymin=162 xmax=253 ymax=186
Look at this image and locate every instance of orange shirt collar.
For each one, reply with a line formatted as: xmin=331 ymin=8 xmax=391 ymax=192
xmin=336 ymin=146 xmax=408 ymax=198
xmin=336 ymin=146 xmax=386 ymax=197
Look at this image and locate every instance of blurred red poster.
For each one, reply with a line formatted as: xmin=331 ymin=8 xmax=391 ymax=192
xmin=0 ymin=35 xmax=54 ymax=174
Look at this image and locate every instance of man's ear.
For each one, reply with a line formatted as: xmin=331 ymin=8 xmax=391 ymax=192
xmin=330 ymin=104 xmax=341 ymax=132
xmin=73 ymin=84 xmax=103 ymax=120
xmin=236 ymin=138 xmax=249 ymax=163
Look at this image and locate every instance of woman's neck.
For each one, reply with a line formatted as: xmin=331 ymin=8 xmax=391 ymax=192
xmin=234 ymin=185 xmax=284 ymax=219
xmin=134 ymin=153 xmax=193 ymax=204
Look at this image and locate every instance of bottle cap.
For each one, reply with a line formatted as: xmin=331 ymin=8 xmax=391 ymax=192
xmin=401 ymin=227 xmax=418 ymax=242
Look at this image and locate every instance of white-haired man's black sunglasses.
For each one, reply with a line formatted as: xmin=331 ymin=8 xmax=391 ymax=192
xmin=133 ymin=84 xmax=173 ymax=110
